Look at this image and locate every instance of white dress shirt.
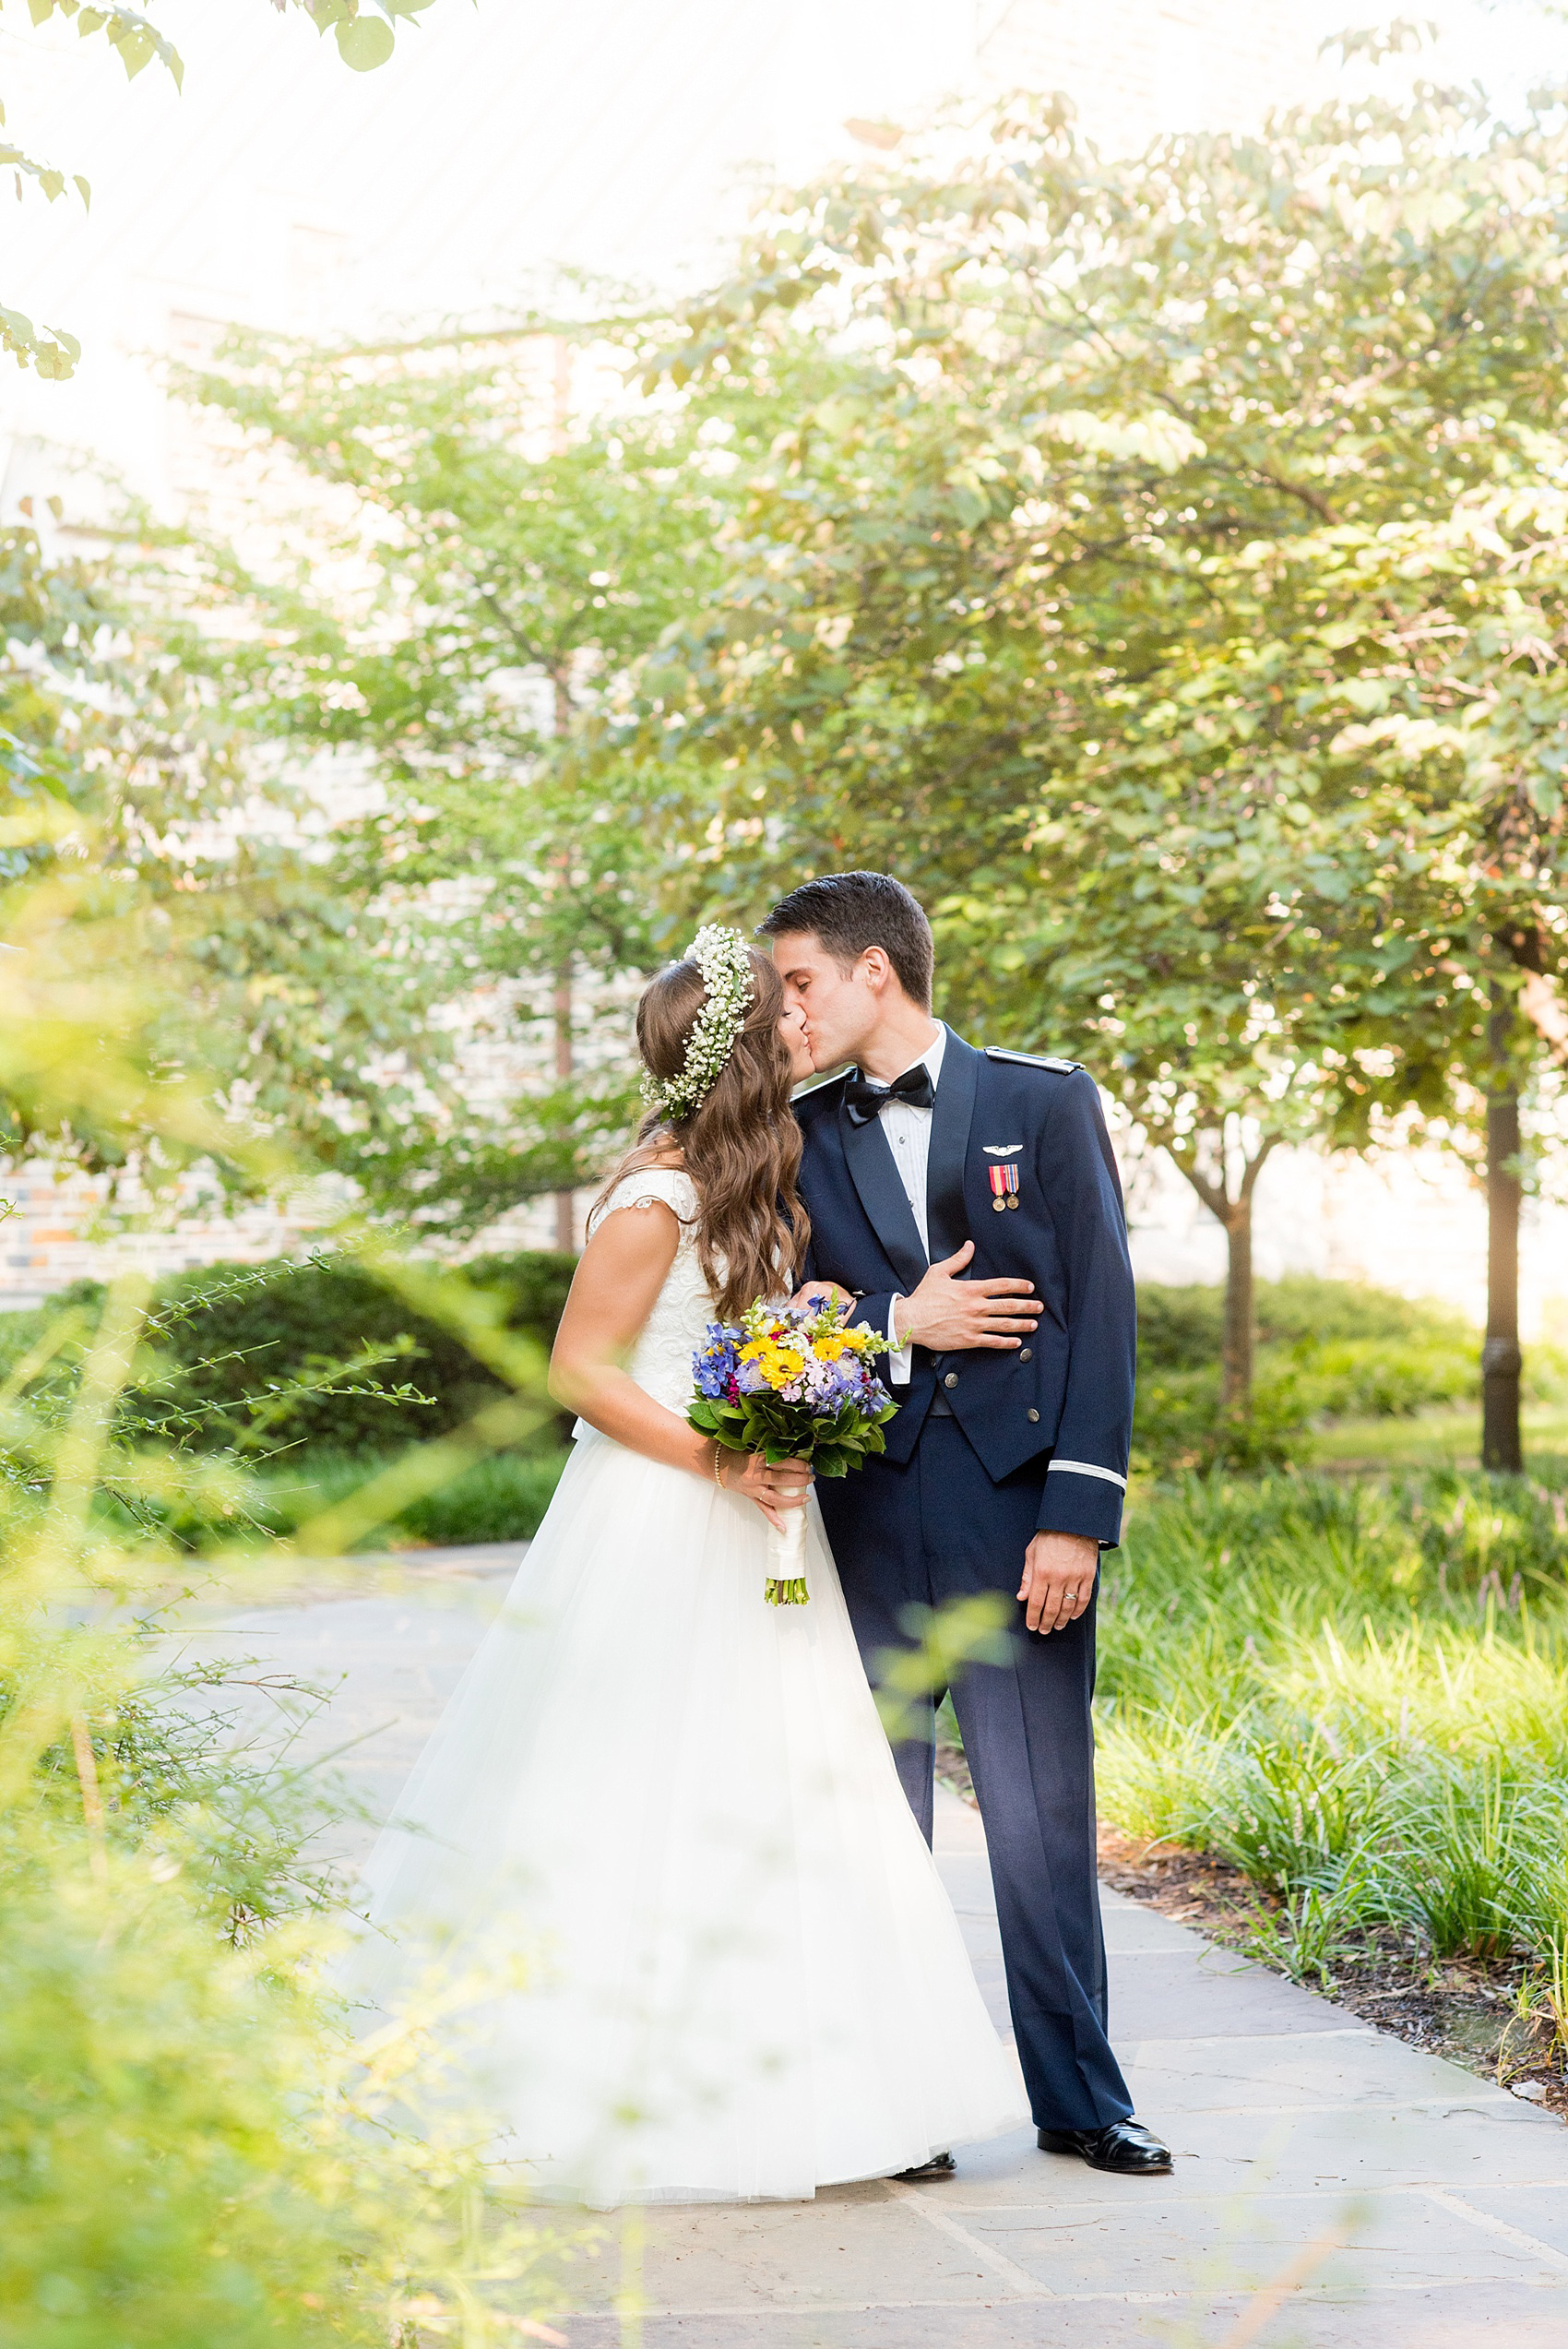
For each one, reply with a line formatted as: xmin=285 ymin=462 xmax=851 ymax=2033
xmin=870 ymin=1024 xmax=946 ymax=1383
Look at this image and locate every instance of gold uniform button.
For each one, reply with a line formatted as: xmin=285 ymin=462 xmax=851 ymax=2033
xmin=1027 ymin=1407 xmax=1039 ymax=1423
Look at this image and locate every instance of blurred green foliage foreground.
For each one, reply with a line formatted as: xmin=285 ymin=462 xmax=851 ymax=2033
xmin=0 ymin=1234 xmax=578 ymax=2344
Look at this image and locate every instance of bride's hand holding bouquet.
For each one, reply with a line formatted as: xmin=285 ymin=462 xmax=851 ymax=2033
xmin=687 ymin=1294 xmax=898 ymax=1604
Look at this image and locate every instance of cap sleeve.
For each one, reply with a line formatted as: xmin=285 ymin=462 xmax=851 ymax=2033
xmin=588 ymin=1166 xmax=697 ymax=1239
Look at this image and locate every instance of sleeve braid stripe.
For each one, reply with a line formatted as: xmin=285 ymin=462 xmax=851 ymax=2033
xmin=1046 ymin=1460 xmax=1127 ymax=1491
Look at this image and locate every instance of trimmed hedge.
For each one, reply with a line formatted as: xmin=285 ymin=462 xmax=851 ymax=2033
xmin=13 ymin=1261 xmax=1551 ymax=1490
xmin=1135 ymin=1275 xmax=1472 ymax=1371
xmin=151 ymin=1250 xmax=578 ymax=1453
xmin=1132 ymin=1277 xmax=1483 ymax=1476
xmin=13 ymin=1252 xmax=579 ymax=1457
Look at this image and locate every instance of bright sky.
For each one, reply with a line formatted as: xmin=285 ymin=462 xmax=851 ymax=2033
xmin=1 ymin=0 xmax=1566 ymax=499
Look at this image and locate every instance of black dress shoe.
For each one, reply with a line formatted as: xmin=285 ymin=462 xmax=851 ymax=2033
xmin=893 ymin=2150 xmax=956 ymax=2182
xmin=1037 ymin=2118 xmax=1171 ymax=2176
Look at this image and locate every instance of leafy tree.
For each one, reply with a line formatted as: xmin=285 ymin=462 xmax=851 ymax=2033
xmin=1 ymin=520 xmax=446 ymax=1199
xmin=624 ymin=59 xmax=1568 ymax=1443
xmin=2 ymin=0 xmax=443 ymax=376
xmin=182 ymin=334 xmax=790 ymax=1233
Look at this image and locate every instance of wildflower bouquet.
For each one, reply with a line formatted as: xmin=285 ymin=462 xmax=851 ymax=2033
xmin=688 ymin=1296 xmax=898 ymax=1604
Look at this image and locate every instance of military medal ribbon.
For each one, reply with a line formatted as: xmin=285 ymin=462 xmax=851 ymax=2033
xmin=988 ymin=1163 xmax=1020 ymax=1210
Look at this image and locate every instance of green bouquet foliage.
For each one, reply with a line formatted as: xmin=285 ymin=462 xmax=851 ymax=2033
xmin=685 ymin=1299 xmax=898 ymax=1479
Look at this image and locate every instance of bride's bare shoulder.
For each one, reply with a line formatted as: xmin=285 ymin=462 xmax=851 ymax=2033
xmin=587 ymin=1151 xmax=692 ymax=1249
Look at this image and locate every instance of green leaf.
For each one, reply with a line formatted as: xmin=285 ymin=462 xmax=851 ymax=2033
xmin=334 ymin=15 xmax=396 ymax=68
xmin=112 ymin=27 xmax=155 ymax=78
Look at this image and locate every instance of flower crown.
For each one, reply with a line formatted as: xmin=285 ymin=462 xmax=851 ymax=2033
xmin=641 ymin=925 xmax=755 ymax=1120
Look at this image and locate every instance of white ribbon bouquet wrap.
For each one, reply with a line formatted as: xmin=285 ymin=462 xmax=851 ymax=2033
xmin=766 ymin=1493 xmax=809 ymax=1606
xmin=687 ymin=1297 xmax=899 ymax=1604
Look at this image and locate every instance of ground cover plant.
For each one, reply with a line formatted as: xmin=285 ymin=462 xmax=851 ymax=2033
xmin=1095 ymin=1465 xmax=1568 ymax=2103
xmin=255 ymin=1445 xmax=574 ymax=1548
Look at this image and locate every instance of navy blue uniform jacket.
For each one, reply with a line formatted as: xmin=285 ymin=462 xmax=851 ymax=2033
xmin=793 ymin=1028 xmax=1135 ymax=1546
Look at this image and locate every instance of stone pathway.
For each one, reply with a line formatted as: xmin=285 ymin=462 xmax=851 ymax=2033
xmin=184 ymin=1547 xmax=1568 ymax=2348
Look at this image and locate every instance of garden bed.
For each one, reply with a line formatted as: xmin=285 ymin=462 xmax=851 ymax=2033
xmin=935 ymin=1746 xmax=1567 ymax=2121
xmin=1095 ymin=1820 xmax=1568 ymax=2123
xmin=942 ymin=1461 xmax=1568 ymax=2129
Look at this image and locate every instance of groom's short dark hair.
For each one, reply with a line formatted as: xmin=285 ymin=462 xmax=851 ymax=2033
xmin=759 ymin=872 xmax=933 ymax=1008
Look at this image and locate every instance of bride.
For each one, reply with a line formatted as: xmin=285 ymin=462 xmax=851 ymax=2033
xmin=345 ymin=928 xmax=1027 ymax=2205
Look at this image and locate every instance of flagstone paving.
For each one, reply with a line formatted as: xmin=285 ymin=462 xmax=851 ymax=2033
xmin=187 ymin=1546 xmax=1568 ymax=2348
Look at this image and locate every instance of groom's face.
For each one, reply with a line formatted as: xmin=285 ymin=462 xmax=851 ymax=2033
xmin=768 ymin=931 xmax=877 ymax=1072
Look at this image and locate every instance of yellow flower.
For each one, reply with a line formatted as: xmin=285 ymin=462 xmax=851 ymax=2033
xmin=739 ymin=1336 xmax=802 ymax=1391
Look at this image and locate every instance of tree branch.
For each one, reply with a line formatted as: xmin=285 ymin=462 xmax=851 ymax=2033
xmin=1239 ymin=1129 xmax=1283 ymax=1204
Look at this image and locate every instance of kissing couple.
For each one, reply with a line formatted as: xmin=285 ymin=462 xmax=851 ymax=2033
xmin=345 ymin=870 xmax=1170 ymax=2204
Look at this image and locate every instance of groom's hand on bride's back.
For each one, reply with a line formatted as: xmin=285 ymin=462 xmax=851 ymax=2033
xmin=894 ymin=1242 xmax=1042 ymax=1352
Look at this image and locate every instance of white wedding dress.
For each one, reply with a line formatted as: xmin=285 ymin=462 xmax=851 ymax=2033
xmin=345 ymin=1168 xmax=1026 ymax=2204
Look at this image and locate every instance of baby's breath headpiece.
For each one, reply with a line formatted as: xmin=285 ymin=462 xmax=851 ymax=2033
xmin=642 ymin=924 xmax=755 ymax=1120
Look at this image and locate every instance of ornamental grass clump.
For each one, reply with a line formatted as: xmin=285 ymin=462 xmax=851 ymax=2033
xmin=1096 ymin=1468 xmax=1568 ymax=1971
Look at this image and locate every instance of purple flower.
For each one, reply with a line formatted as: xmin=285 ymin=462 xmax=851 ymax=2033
xmin=693 ymin=1324 xmax=740 ymax=1400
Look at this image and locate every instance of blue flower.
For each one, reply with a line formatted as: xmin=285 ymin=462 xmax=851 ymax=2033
xmin=692 ymin=1323 xmax=740 ymax=1399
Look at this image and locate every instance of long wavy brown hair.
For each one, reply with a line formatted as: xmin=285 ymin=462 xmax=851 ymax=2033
xmin=596 ymin=947 xmax=809 ymax=1319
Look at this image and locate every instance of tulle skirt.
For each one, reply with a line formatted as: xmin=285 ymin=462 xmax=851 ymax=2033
xmin=343 ymin=1428 xmax=1027 ymax=2205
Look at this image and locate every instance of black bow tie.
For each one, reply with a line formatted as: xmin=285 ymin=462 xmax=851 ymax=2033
xmin=844 ymin=1063 xmax=936 ymax=1126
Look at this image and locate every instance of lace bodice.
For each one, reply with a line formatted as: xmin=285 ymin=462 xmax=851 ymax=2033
xmin=589 ymin=1167 xmax=715 ymax=1413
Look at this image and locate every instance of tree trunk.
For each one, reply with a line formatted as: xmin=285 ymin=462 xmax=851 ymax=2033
xmin=1482 ymin=998 xmax=1523 ymax=1473
xmin=1169 ymin=1122 xmax=1279 ymax=1419
xmin=1220 ymin=1205 xmax=1254 ymax=1416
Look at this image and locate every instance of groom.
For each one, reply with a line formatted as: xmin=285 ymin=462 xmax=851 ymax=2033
xmin=761 ymin=871 xmax=1170 ymax=2178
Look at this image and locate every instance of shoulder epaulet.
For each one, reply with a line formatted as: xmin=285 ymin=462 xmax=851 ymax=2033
xmin=984 ymin=1047 xmax=1084 ymax=1074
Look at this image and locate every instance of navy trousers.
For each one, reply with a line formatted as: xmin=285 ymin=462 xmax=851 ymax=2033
xmin=815 ymin=1415 xmax=1133 ymax=2135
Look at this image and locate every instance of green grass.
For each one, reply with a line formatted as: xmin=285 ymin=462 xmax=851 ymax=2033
xmin=254 ymin=1446 xmax=572 ymax=1549
xmin=1308 ymin=1405 xmax=1568 ymax=1471
xmin=1098 ymin=1468 xmax=1568 ymax=1973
